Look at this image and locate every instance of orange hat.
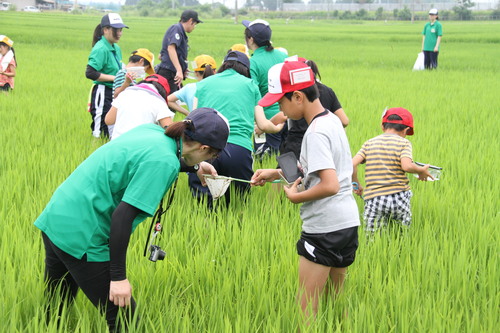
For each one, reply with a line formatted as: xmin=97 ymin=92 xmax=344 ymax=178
xmin=193 ymin=55 xmax=217 ymax=71
xmin=230 ymin=44 xmax=249 ymax=57
xmin=0 ymin=35 xmax=14 ymax=47
xmin=132 ymin=48 xmax=155 ymax=76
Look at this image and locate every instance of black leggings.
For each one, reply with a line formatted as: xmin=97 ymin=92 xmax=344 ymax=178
xmin=41 ymin=232 xmax=136 ymax=332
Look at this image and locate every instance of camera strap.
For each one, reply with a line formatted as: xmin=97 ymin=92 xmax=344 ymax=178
xmin=143 ymin=137 xmax=181 ymax=257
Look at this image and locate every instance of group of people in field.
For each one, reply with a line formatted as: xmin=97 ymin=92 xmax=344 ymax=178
xmin=33 ymin=9 xmax=440 ymax=332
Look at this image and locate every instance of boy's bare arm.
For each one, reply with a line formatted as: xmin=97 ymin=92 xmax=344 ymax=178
xmin=352 ymin=155 xmax=364 ymax=196
xmin=401 ymin=157 xmax=433 ymax=181
xmin=284 ymin=169 xmax=339 ymax=204
xmin=251 ymin=168 xmax=282 ymax=186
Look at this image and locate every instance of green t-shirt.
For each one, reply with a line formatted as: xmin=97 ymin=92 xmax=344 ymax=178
xmin=195 ymin=69 xmax=261 ymax=152
xmin=250 ymin=47 xmax=287 ymax=119
xmin=34 ymin=124 xmax=180 ymax=262
xmin=422 ymin=21 xmax=443 ymax=52
xmin=88 ymin=37 xmax=123 ymax=88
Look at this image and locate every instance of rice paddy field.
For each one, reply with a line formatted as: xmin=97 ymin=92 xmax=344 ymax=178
xmin=1 ymin=11 xmax=499 ymax=332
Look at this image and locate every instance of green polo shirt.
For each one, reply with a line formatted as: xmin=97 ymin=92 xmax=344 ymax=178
xmin=195 ymin=69 xmax=261 ymax=152
xmin=88 ymin=37 xmax=123 ymax=88
xmin=34 ymin=124 xmax=180 ymax=262
xmin=422 ymin=21 xmax=443 ymax=51
xmin=250 ymin=47 xmax=287 ymax=119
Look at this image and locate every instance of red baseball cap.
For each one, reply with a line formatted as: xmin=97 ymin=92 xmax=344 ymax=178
xmin=382 ymin=107 xmax=414 ymax=135
xmin=259 ymin=61 xmax=315 ymax=107
xmin=144 ymin=74 xmax=171 ymax=98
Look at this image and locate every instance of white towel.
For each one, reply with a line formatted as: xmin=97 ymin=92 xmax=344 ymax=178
xmin=1 ymin=50 xmax=14 ymax=71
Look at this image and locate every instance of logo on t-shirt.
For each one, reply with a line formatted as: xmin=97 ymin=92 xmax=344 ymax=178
xmin=431 ymin=29 xmax=435 ymax=33
xmin=175 ymin=33 xmax=180 ymax=40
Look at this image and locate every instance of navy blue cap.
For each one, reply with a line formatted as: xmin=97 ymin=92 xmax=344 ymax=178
xmin=181 ymin=10 xmax=203 ymax=23
xmin=101 ymin=13 xmax=128 ymax=29
xmin=223 ymin=51 xmax=250 ymax=70
xmin=242 ymin=19 xmax=271 ymax=45
xmin=184 ymin=108 xmax=230 ymax=151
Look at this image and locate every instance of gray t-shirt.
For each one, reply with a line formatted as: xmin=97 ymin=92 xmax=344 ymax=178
xmin=299 ymin=112 xmax=360 ymax=233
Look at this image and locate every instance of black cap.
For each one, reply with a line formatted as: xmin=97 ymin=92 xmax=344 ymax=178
xmin=223 ymin=51 xmax=250 ymax=70
xmin=101 ymin=13 xmax=129 ymax=29
xmin=181 ymin=10 xmax=202 ymax=24
xmin=184 ymin=108 xmax=229 ymax=150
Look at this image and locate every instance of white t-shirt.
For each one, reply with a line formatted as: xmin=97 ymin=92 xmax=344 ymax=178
xmin=111 ymin=85 xmax=174 ymax=140
xmin=299 ymin=112 xmax=360 ymax=233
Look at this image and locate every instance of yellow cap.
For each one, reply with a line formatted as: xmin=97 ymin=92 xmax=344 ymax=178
xmin=132 ymin=48 xmax=155 ymax=76
xmin=193 ymin=54 xmax=217 ymax=71
xmin=0 ymin=35 xmax=14 ymax=47
xmin=230 ymin=44 xmax=249 ymax=57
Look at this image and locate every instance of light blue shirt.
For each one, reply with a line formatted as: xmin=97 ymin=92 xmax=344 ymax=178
xmin=173 ymin=82 xmax=197 ymax=112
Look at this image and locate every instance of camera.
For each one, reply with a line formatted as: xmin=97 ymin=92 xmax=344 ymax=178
xmin=148 ymin=245 xmax=166 ymax=262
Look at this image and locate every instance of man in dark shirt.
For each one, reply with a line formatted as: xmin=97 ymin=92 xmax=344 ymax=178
xmin=157 ymin=10 xmax=202 ymax=93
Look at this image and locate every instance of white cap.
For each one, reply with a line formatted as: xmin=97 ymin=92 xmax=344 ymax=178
xmin=429 ymin=8 xmax=438 ymax=15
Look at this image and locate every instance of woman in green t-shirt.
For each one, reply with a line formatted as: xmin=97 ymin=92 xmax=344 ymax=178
xmin=86 ymin=13 xmax=128 ymax=138
xmin=34 ymin=108 xmax=229 ymax=331
xmin=421 ymin=8 xmax=443 ymax=70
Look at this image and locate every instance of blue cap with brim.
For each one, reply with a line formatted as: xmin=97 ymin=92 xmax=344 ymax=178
xmin=242 ymin=19 xmax=272 ymax=45
xmin=223 ymin=51 xmax=250 ymax=70
xmin=184 ymin=108 xmax=230 ymax=151
xmin=101 ymin=13 xmax=129 ymax=29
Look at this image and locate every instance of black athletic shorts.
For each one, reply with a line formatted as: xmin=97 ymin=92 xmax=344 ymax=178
xmin=296 ymin=226 xmax=359 ymax=268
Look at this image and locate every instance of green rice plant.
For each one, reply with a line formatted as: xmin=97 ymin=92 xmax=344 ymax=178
xmin=0 ymin=12 xmax=498 ymax=332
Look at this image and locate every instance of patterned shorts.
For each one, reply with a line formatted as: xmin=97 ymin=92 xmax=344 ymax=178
xmin=363 ymin=191 xmax=413 ymax=232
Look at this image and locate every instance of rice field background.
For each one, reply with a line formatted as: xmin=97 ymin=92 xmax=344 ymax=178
xmin=1 ymin=11 xmax=499 ymax=332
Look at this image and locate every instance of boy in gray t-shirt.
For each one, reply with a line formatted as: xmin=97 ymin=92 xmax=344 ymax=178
xmin=251 ymin=61 xmax=360 ymax=319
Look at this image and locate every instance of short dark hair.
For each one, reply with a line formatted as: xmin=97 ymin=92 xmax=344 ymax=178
xmin=283 ymin=84 xmax=319 ymax=103
xmin=383 ymin=114 xmax=408 ymax=132
xmin=129 ymin=54 xmax=151 ymax=67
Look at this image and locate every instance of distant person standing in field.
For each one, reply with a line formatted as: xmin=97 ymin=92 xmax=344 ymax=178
xmin=279 ymin=58 xmax=349 ymax=160
xmin=167 ymin=54 xmax=217 ymax=115
xmin=351 ymin=108 xmax=433 ymax=233
xmin=86 ymin=13 xmax=128 ymax=138
xmin=422 ymin=8 xmax=443 ymax=70
xmin=252 ymin=61 xmax=360 ymax=320
xmin=0 ymin=35 xmax=16 ymax=92
xmin=243 ymin=19 xmax=288 ymax=158
xmin=34 ymin=108 xmax=230 ymax=332
xmin=157 ymin=10 xmax=202 ymax=94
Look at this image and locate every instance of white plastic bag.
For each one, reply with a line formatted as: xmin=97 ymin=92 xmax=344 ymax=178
xmin=413 ymin=52 xmax=425 ymax=71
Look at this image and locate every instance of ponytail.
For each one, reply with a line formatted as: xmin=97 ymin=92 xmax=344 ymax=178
xmin=305 ymin=60 xmax=321 ymax=81
xmin=264 ymin=41 xmax=274 ymax=52
xmin=92 ymin=24 xmax=103 ymax=47
xmin=165 ymin=120 xmax=194 ymax=143
xmin=202 ymin=65 xmax=215 ymax=79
